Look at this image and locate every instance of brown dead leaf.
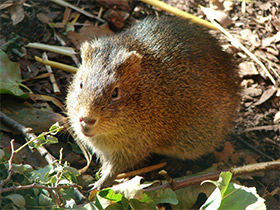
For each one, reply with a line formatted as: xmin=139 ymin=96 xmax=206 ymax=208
xmin=200 ymin=6 xmax=232 ymax=28
xmin=104 ymin=9 xmax=130 ymax=30
xmin=8 ymin=3 xmax=25 ymax=25
xmin=96 ymin=0 xmax=132 ymax=11
xmin=0 ymin=1 xmax=14 ymax=10
xmin=36 ymin=13 xmax=53 ymax=24
xmin=243 ymin=86 xmax=262 ymax=98
xmin=214 ymin=141 xmax=235 ymax=162
xmin=254 ymin=86 xmax=277 ymax=106
xmin=239 ymin=62 xmax=259 ymax=77
xmin=240 ymin=29 xmax=261 ymax=48
xmin=67 ymin=21 xmax=114 ymax=49
xmin=273 ymin=111 xmax=280 ymax=124
xmin=29 ymin=93 xmax=65 ymax=111
xmin=262 ymin=32 xmax=280 ymax=47
xmin=209 ymin=0 xmax=224 ymax=10
xmin=1 ymin=99 xmax=63 ymax=134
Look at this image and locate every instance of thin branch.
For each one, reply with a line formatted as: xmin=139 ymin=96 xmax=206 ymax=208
xmin=117 ymin=162 xmax=167 ymax=179
xmin=0 ymin=112 xmax=86 ymax=201
xmin=211 ymin=19 xmax=276 ymax=85
xmin=145 ymin=159 xmax=280 ymax=191
xmin=139 ymin=0 xmax=217 ymax=30
xmin=0 ymin=140 xmax=15 ymax=188
xmin=0 ymin=111 xmax=56 ymax=165
xmin=50 ymin=0 xmax=105 ymax=22
xmin=35 ymin=56 xmax=78 ymax=73
xmin=43 ymin=52 xmax=61 ymax=95
xmin=0 ymin=183 xmax=82 ymax=194
xmin=235 ymin=134 xmax=276 ymax=161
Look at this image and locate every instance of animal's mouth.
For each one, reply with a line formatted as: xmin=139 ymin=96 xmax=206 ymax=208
xmin=78 ymin=116 xmax=98 ymax=137
xmin=80 ymin=124 xmax=96 ymax=137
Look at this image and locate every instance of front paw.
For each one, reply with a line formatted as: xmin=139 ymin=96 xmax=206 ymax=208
xmin=89 ymin=174 xmax=117 ymax=191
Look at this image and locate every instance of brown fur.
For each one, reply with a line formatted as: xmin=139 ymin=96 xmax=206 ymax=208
xmin=66 ymin=16 xmax=240 ymax=189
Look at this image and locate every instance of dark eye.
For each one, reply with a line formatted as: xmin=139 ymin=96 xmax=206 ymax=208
xmin=111 ymin=87 xmax=119 ymax=99
xmin=80 ymin=81 xmax=83 ymax=89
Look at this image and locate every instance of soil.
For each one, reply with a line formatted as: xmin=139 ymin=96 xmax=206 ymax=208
xmin=0 ymin=0 xmax=279 ymax=209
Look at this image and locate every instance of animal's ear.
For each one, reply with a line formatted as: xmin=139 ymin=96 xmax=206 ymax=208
xmin=80 ymin=41 xmax=94 ymax=65
xmin=118 ymin=51 xmax=143 ymax=75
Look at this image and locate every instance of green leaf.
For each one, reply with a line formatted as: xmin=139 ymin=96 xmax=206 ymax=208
xmin=98 ymin=189 xmax=123 ymax=202
xmin=46 ymin=135 xmax=59 ymax=144
xmin=0 ymin=50 xmax=29 ymax=98
xmin=32 ymin=165 xmax=52 ymax=183
xmin=200 ymin=172 xmax=266 ymax=210
xmin=143 ymin=188 xmax=178 ymax=208
xmin=219 ymin=183 xmax=266 ymax=210
xmin=5 ymin=194 xmax=26 ymax=208
xmin=39 ymin=193 xmax=53 ymax=206
xmin=0 ymin=149 xmax=5 ymax=160
xmin=129 ymin=199 xmax=152 ymax=210
xmin=82 ymin=202 xmax=100 ymax=210
xmin=200 ymin=171 xmax=232 ymax=210
xmin=104 ymin=203 xmax=124 ymax=210
xmin=171 ymin=184 xmax=215 ymax=210
xmin=4 ymin=163 xmax=33 ymax=174
xmin=49 ymin=122 xmax=63 ymax=134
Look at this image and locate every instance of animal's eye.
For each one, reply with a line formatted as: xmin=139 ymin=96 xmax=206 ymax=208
xmin=111 ymin=87 xmax=119 ymax=99
xmin=80 ymin=81 xmax=83 ymax=89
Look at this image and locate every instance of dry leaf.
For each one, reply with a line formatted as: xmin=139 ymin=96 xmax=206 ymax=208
xmin=273 ymin=111 xmax=280 ymax=124
xmin=104 ymin=9 xmax=130 ymax=30
xmin=0 ymin=1 xmax=14 ymax=10
xmin=262 ymin=31 xmax=280 ymax=47
xmin=200 ymin=6 xmax=232 ymax=28
xmin=240 ymin=29 xmax=261 ymax=48
xmin=8 ymin=3 xmax=25 ymax=25
xmin=239 ymin=62 xmax=259 ymax=76
xmin=243 ymin=87 xmax=262 ymax=98
xmin=254 ymin=86 xmax=277 ymax=106
xmin=214 ymin=141 xmax=235 ymax=162
xmin=29 ymin=93 xmax=65 ymax=111
xmin=67 ymin=21 xmax=114 ymax=49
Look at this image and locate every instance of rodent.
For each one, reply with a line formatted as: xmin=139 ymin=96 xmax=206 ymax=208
xmin=66 ymin=16 xmax=240 ymax=189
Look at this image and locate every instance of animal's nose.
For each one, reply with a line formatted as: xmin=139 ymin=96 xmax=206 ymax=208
xmin=79 ymin=117 xmax=97 ymax=126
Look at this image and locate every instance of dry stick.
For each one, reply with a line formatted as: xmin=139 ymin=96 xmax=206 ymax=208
xmin=50 ymin=0 xmax=105 ymax=23
xmin=234 ymin=134 xmax=275 ymax=161
xmin=211 ymin=19 xmax=276 ymax=85
xmin=0 ymin=183 xmax=82 ymax=194
xmin=0 ymin=140 xmax=15 ymax=189
xmin=139 ymin=0 xmax=217 ymax=30
xmin=0 ymin=112 xmax=86 ymax=201
xmin=145 ymin=159 xmax=280 ymax=192
xmin=54 ymin=34 xmax=80 ymax=67
xmin=42 ymin=52 xmax=61 ymax=95
xmin=35 ymin=56 xmax=78 ymax=73
xmin=116 ymin=162 xmax=167 ymax=179
xmin=0 ymin=111 xmax=56 ymax=165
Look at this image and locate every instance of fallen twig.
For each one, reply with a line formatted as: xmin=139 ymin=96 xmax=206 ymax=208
xmin=0 ymin=182 xmax=82 ymax=194
xmin=139 ymin=0 xmax=217 ymax=30
xmin=0 ymin=111 xmax=56 ymax=165
xmin=145 ymin=159 xmax=280 ymax=191
xmin=35 ymin=56 xmax=78 ymax=73
xmin=50 ymin=0 xmax=105 ymax=23
xmin=42 ymin=52 xmax=61 ymax=95
xmin=0 ymin=140 xmax=15 ymax=189
xmin=0 ymin=112 xmax=86 ymax=201
xmin=210 ymin=19 xmax=276 ymax=85
xmin=117 ymin=162 xmax=167 ymax=179
xmin=235 ymin=134 xmax=275 ymax=161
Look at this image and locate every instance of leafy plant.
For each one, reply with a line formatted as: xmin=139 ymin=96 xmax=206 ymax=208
xmin=0 ymin=50 xmax=30 ymax=98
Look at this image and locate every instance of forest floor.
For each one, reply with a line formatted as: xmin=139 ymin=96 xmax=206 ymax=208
xmin=0 ymin=0 xmax=279 ymax=209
